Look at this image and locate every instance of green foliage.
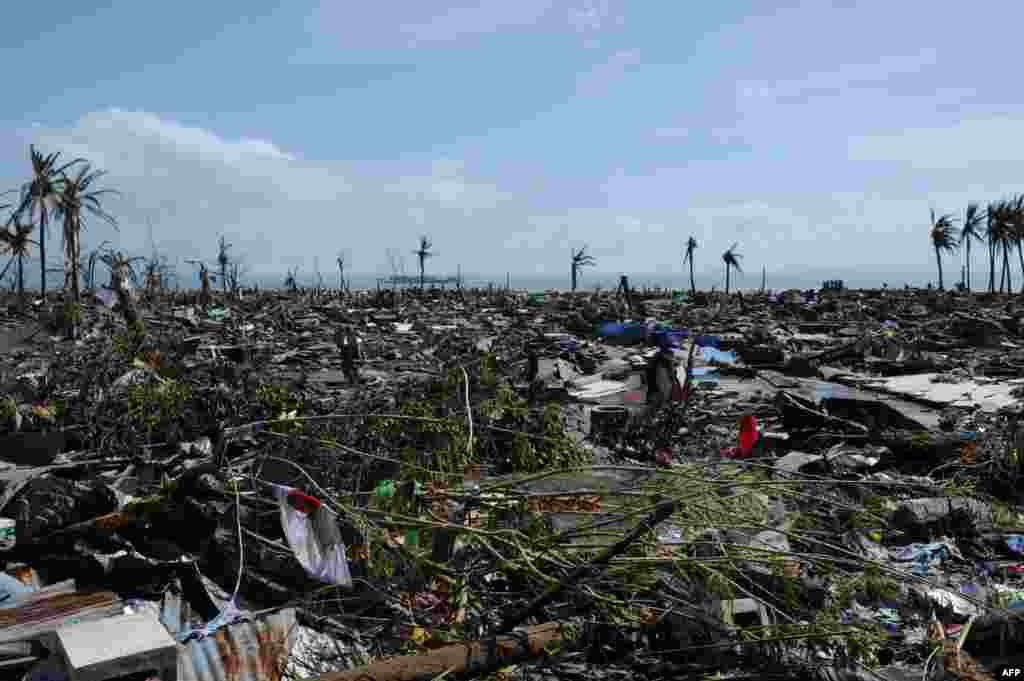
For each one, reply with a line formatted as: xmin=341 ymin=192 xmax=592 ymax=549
xmin=111 ymin=320 xmax=146 ymax=360
xmin=125 ymin=379 xmax=192 ymax=437
xmin=256 ymin=382 xmax=302 ymax=432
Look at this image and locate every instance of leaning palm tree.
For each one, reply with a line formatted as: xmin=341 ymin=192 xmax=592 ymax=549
xmin=412 ymin=235 xmax=435 ymax=290
xmin=0 ymin=219 xmax=37 ymax=309
xmin=722 ymin=242 xmax=743 ymax=295
xmin=56 ymin=163 xmax=118 ymax=306
xmin=15 ymin=146 xmax=83 ymax=301
xmin=570 ymin=245 xmax=596 ymax=292
xmin=960 ymin=203 xmax=984 ymax=291
xmin=682 ymin=236 xmax=698 ymax=295
xmin=929 ymin=209 xmax=959 ymax=290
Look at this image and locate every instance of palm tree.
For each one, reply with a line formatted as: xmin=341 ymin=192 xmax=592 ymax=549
xmin=1010 ymin=195 xmax=1024 ymax=294
xmin=986 ymin=202 xmax=1005 ymax=293
xmin=15 ymin=146 xmax=83 ymax=301
xmin=570 ymin=245 xmax=596 ymax=292
xmin=682 ymin=236 xmax=698 ymax=295
xmin=336 ymin=251 xmax=346 ymax=291
xmin=989 ymin=200 xmax=1015 ymax=293
xmin=929 ymin=209 xmax=959 ymax=290
xmin=412 ymin=235 xmax=435 ymax=289
xmin=0 ymin=219 xmax=37 ymax=309
xmin=84 ymin=241 xmax=111 ymax=293
xmin=960 ymin=203 xmax=984 ymax=291
xmin=217 ymin=236 xmax=232 ymax=293
xmin=56 ymin=163 xmax=118 ymax=306
xmin=722 ymin=242 xmax=743 ymax=295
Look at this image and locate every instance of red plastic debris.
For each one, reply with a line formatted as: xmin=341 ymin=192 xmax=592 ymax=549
xmin=287 ymin=490 xmax=322 ymax=514
xmin=738 ymin=415 xmax=758 ymax=454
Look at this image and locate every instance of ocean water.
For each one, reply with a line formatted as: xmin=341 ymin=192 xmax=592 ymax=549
xmin=239 ymin=268 xmax=948 ymax=293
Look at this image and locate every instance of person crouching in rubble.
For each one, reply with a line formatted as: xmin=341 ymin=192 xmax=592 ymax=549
xmin=646 ymin=335 xmax=682 ymax=408
xmin=335 ymin=325 xmax=362 ymax=384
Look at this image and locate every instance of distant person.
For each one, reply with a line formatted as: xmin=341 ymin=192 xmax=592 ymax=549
xmin=336 ymin=325 xmax=362 ymax=384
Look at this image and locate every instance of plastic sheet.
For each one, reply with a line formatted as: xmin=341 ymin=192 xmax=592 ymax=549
xmin=271 ymin=485 xmax=352 ymax=587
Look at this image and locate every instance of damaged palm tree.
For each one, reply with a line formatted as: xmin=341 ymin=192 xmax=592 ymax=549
xmin=55 ymin=162 xmax=119 ymax=309
xmin=683 ymin=235 xmax=698 ymax=295
xmin=929 ymin=209 xmax=959 ymax=291
xmin=336 ymin=250 xmax=348 ymax=297
xmin=217 ymin=235 xmax=232 ymax=294
xmin=284 ymin=266 xmax=299 ymax=294
xmin=14 ymin=145 xmax=83 ymax=302
xmin=722 ymin=242 xmax=743 ymax=295
xmin=0 ymin=218 xmax=36 ymax=310
xmin=570 ymin=245 xmax=596 ymax=293
xmin=101 ymin=249 xmax=144 ymax=327
xmin=960 ymin=202 xmax=984 ymax=291
xmin=413 ymin=235 xmax=435 ymax=290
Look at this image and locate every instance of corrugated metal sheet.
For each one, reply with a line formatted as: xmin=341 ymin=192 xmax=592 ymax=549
xmin=178 ymin=608 xmax=297 ymax=681
xmin=0 ymin=590 xmax=123 ymax=645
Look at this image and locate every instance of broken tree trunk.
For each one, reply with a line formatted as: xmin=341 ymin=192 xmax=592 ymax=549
xmin=307 ymin=622 xmax=570 ymax=681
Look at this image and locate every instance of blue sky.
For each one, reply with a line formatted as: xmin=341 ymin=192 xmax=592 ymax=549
xmin=1 ymin=1 xmax=1022 ymax=288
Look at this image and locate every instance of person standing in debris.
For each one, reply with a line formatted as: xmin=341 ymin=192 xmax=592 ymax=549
xmin=336 ymin=325 xmax=362 ymax=384
xmin=646 ymin=336 xmax=680 ymax=408
xmin=525 ymin=344 xmax=539 ymax=383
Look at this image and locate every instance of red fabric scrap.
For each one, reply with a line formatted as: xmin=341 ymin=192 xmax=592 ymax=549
xmin=287 ymin=489 xmax=322 ymax=514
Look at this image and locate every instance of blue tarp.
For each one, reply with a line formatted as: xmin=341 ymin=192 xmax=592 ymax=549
xmin=652 ymin=330 xmax=685 ymax=349
xmin=689 ymin=367 xmax=720 ymax=385
xmin=597 ymin=320 xmax=647 ymax=340
xmin=695 ymin=335 xmax=719 ymax=348
xmin=700 ymin=347 xmax=737 ymax=365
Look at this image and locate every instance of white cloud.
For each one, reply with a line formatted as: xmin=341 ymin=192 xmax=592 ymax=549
xmin=19 ymin=110 xmax=508 ymax=274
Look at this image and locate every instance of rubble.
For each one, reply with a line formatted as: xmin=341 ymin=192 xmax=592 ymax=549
xmin=0 ymin=285 xmax=1023 ymax=679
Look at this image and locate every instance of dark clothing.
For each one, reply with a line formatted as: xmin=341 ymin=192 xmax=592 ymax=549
xmin=336 ymin=329 xmax=361 ymax=384
xmin=646 ymin=350 xmax=676 ymax=406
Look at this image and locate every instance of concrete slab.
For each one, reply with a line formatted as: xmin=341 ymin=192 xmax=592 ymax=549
xmin=865 ymin=373 xmax=1024 ymax=413
xmin=58 ymin=613 xmax=177 ymax=681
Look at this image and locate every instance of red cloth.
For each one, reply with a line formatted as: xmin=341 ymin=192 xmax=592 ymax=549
xmin=738 ymin=415 xmax=758 ymax=453
xmin=287 ymin=489 xmax=322 ymax=514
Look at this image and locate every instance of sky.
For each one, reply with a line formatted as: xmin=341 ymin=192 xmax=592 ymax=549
xmin=1 ymin=0 xmax=1022 ymax=290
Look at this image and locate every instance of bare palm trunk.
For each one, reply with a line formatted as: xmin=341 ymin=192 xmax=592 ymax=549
xmin=571 ymin=266 xmax=577 ymax=292
xmin=965 ymin=239 xmax=972 ymax=291
xmin=725 ymin=265 xmax=731 ymax=296
xmin=689 ymin=261 xmax=695 ymax=295
xmin=1005 ymin=245 xmax=1012 ymax=293
xmin=17 ymin=254 xmax=24 ymax=310
xmin=990 ymin=241 xmax=997 ymax=293
xmin=1017 ymin=241 xmax=1024 ymax=294
xmin=419 ymin=258 xmax=425 ymax=290
xmin=935 ymin=246 xmax=944 ymax=290
xmin=39 ymin=206 xmax=47 ymax=301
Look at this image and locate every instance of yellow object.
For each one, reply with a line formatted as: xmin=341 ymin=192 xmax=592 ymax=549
xmin=867 ymin=531 xmax=882 ymax=543
xmin=30 ymin=405 xmax=52 ymax=419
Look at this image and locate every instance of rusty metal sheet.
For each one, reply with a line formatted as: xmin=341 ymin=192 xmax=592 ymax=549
xmin=178 ymin=608 xmax=297 ymax=681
